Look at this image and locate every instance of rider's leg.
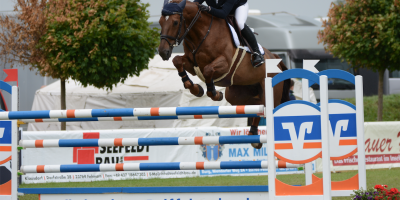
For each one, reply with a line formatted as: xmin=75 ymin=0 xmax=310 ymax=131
xmin=236 ymin=3 xmax=264 ymax=68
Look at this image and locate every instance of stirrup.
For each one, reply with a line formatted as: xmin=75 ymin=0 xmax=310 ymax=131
xmin=251 ymin=53 xmax=264 ymax=68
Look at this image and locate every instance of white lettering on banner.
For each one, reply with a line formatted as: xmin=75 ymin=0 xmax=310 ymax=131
xmin=333 ymin=154 xmax=400 ymax=166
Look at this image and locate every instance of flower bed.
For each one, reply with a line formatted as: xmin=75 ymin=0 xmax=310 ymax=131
xmin=352 ymin=185 xmax=400 ymax=200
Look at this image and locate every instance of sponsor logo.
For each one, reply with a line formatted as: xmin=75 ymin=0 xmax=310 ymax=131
xmin=200 ymin=132 xmax=224 ymax=161
xmin=73 ymin=132 xmax=150 ymax=164
xmin=274 ymin=116 xmax=322 ymax=150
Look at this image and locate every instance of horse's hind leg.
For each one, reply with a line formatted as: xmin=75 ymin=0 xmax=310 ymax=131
xmin=202 ymin=56 xmax=228 ymax=101
xmin=173 ymin=55 xmax=204 ymax=97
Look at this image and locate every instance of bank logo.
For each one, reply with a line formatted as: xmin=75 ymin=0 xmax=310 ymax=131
xmin=273 ymin=101 xmax=322 ymax=164
xmin=200 ymin=132 xmax=224 ymax=161
xmin=328 ymin=113 xmax=357 ymax=160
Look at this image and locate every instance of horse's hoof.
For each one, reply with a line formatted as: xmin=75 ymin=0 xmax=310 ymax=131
xmin=217 ymin=91 xmax=224 ymax=101
xmin=195 ymin=84 xmax=204 ymax=97
xmin=251 ymin=143 xmax=263 ymax=149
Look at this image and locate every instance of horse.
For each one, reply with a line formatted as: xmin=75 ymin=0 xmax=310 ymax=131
xmin=158 ymin=0 xmax=290 ymax=149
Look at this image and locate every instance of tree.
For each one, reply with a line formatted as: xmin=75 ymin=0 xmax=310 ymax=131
xmin=0 ymin=0 xmax=47 ymax=70
xmin=318 ymin=0 xmax=400 ymax=121
xmin=0 ymin=0 xmax=159 ymax=129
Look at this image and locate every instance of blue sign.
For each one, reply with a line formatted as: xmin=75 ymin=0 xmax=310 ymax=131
xmin=329 ymin=113 xmax=357 ymax=138
xmin=0 ymin=121 xmax=11 ymax=144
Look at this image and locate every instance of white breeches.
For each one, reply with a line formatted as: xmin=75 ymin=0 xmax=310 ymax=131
xmin=235 ymin=2 xmax=249 ymax=30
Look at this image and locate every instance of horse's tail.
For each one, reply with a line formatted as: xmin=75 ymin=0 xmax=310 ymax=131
xmin=272 ymin=54 xmax=291 ymax=104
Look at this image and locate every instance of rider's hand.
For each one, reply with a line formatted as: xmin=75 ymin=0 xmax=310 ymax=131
xmin=198 ymin=4 xmax=210 ymax=12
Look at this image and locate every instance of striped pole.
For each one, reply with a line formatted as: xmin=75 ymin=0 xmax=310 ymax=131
xmin=20 ymin=161 xmax=303 ymax=173
xmin=20 ymin=114 xmax=259 ymax=123
xmin=0 ymin=105 xmax=263 ymax=120
xmin=20 ymin=135 xmax=267 ymax=148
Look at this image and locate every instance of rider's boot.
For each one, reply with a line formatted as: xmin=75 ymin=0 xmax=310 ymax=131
xmin=241 ymin=25 xmax=264 ymax=68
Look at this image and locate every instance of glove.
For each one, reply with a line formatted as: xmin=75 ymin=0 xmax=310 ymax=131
xmin=198 ymin=4 xmax=210 ymax=12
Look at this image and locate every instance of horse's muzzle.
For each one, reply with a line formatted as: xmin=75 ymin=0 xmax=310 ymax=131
xmin=159 ymin=49 xmax=172 ymax=61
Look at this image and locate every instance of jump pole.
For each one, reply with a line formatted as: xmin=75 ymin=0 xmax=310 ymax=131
xmin=0 ymin=105 xmax=263 ymax=120
xmin=19 ymin=113 xmax=260 ymax=123
xmin=302 ymin=60 xmax=320 ymax=186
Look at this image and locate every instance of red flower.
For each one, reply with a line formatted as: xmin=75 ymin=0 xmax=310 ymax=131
xmin=390 ymin=188 xmax=399 ymax=194
xmin=375 ymin=185 xmax=384 ymax=190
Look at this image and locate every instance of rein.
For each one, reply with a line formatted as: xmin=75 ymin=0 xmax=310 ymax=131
xmin=160 ymin=6 xmax=213 ymax=66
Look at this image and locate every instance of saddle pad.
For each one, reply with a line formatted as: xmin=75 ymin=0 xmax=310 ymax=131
xmin=228 ymin=24 xmax=265 ymax=55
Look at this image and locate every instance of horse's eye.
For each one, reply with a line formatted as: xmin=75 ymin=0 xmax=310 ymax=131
xmin=173 ymin=21 xmax=178 ymax=26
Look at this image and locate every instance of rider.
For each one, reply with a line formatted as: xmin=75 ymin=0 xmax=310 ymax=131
xmin=195 ymin=0 xmax=264 ymax=67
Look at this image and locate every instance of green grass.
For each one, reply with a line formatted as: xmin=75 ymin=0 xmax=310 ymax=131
xmin=344 ymin=93 xmax=400 ymax=121
xmin=19 ymin=168 xmax=400 ymax=200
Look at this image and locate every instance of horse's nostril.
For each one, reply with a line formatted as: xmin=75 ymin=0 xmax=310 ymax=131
xmin=164 ymin=50 xmax=170 ymax=56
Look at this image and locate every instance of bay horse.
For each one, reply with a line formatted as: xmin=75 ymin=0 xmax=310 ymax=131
xmin=158 ymin=0 xmax=290 ymax=149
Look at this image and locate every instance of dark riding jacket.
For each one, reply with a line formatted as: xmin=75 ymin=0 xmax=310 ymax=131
xmin=193 ymin=0 xmax=247 ymax=19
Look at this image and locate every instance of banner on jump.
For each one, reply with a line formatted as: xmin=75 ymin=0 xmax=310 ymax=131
xmin=316 ymin=122 xmax=400 ymax=172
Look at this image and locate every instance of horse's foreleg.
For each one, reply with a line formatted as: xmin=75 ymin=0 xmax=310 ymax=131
xmin=203 ymin=56 xmax=228 ymax=101
xmin=173 ymin=55 xmax=204 ymax=97
xmin=225 ymin=84 xmax=264 ymax=149
xmin=249 ymin=79 xmax=265 ymax=149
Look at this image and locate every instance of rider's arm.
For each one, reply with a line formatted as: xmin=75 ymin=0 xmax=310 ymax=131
xmin=208 ymin=0 xmax=235 ymax=19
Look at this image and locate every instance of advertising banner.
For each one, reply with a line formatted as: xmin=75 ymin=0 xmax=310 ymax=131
xmin=22 ymin=127 xmax=309 ymax=184
xmin=316 ymin=122 xmax=400 ymax=172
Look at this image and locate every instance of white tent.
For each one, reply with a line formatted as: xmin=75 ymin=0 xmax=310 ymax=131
xmin=28 ymin=54 xmax=247 ymax=131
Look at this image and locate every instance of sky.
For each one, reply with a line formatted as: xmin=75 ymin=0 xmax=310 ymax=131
xmin=1 ymin=0 xmax=335 ymax=18
xmin=0 ymin=0 xmax=15 ymax=12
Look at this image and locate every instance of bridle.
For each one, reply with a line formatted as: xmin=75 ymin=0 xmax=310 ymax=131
xmin=160 ymin=5 xmax=213 ymax=66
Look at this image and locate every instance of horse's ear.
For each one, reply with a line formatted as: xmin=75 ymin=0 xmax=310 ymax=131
xmin=163 ymin=0 xmax=169 ymax=7
xmin=177 ymin=0 xmax=186 ymax=9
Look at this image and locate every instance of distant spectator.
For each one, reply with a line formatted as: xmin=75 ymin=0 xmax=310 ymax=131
xmin=289 ymin=79 xmax=296 ymax=100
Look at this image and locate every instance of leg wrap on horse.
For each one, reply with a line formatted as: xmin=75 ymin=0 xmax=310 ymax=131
xmin=206 ymin=79 xmax=217 ymax=97
xmin=249 ymin=125 xmax=258 ymax=135
xmin=178 ymin=71 xmax=193 ymax=88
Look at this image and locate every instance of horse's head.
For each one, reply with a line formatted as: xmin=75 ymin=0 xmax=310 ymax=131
xmin=158 ymin=0 xmax=187 ymax=60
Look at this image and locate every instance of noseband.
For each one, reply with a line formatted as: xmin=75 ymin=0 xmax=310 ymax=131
xmin=160 ymin=5 xmax=213 ymax=66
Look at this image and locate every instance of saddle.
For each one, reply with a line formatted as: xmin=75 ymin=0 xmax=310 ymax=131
xmin=226 ymin=16 xmax=263 ymax=54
